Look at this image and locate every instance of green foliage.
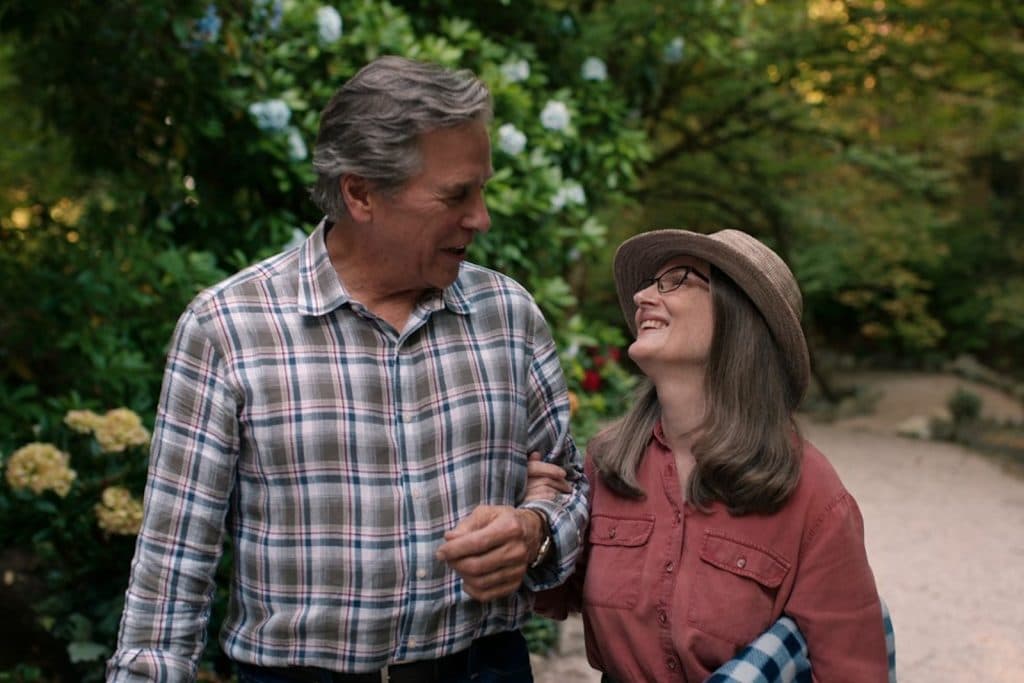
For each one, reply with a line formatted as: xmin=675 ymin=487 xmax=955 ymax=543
xmin=0 ymin=202 xmax=227 ymax=447
xmin=0 ymin=413 xmax=150 ymax=681
xmin=1 ymin=0 xmax=1022 ymax=679
xmin=0 ymin=1 xmax=648 ymax=678
xmin=948 ymin=387 xmax=983 ymax=425
xmin=522 ymin=615 xmax=559 ymax=655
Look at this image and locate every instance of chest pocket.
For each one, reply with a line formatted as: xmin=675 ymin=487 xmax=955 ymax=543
xmin=687 ymin=530 xmax=791 ymax=645
xmin=582 ymin=514 xmax=654 ymax=609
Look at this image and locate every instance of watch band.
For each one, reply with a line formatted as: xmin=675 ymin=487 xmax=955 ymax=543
xmin=528 ymin=509 xmax=553 ymax=569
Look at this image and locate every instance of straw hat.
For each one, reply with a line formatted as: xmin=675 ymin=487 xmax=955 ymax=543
xmin=613 ymin=228 xmax=810 ymax=400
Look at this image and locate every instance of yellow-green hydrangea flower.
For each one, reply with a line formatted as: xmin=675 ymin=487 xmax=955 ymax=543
xmin=5 ymin=442 xmax=76 ymax=497
xmin=93 ymin=408 xmax=150 ymax=453
xmin=94 ymin=486 xmax=144 ymax=536
xmin=64 ymin=409 xmax=104 ymax=434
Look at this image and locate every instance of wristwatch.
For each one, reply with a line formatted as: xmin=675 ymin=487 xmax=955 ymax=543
xmin=528 ymin=509 xmax=553 ymax=569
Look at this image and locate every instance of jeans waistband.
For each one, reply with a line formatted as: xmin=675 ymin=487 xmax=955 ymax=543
xmin=235 ymin=630 xmax=526 ymax=683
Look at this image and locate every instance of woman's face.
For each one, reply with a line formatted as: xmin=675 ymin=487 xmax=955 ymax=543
xmin=627 ymin=255 xmax=714 ymax=375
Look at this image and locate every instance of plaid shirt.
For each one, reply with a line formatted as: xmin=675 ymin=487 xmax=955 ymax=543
xmin=707 ymin=600 xmax=897 ymax=683
xmin=108 ymin=221 xmax=587 ymax=681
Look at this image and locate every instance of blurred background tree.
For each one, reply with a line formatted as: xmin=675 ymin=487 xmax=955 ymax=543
xmin=0 ymin=0 xmax=1021 ymax=680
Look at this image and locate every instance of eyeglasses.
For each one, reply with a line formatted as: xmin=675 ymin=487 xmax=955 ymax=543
xmin=637 ymin=265 xmax=710 ymax=294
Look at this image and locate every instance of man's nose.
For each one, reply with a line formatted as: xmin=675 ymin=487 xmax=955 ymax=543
xmin=464 ymin=190 xmax=491 ymax=233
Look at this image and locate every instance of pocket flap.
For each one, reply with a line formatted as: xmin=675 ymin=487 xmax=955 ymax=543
xmin=699 ymin=532 xmax=790 ymax=588
xmin=589 ymin=514 xmax=654 ymax=547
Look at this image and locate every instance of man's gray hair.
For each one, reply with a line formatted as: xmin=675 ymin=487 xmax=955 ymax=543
xmin=310 ymin=55 xmax=493 ymax=221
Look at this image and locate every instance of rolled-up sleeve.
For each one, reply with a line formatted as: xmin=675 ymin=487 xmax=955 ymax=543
xmin=107 ymin=308 xmax=240 ymax=682
xmin=518 ymin=307 xmax=589 ymax=591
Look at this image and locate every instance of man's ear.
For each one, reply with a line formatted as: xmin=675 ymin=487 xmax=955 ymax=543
xmin=340 ymin=174 xmax=373 ymax=222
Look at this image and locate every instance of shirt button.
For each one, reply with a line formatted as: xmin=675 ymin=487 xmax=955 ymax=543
xmin=412 ymin=487 xmax=423 ymax=499
xmin=403 ymin=414 xmax=414 ymax=423
xmin=608 ymin=527 xmax=617 ymax=539
xmin=416 ymin=569 xmax=427 ymax=579
xmin=657 ymin=610 xmax=667 ymax=625
xmin=665 ymin=561 xmax=674 ymax=573
xmin=667 ymin=659 xmax=678 ymax=670
xmin=736 ymin=557 xmax=747 ymax=569
xmin=674 ymin=511 xmax=682 ymax=524
xmin=408 ymin=638 xmax=418 ymax=648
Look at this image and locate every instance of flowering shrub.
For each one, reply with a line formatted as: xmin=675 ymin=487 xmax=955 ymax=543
xmin=1 ymin=408 xmax=155 ymax=678
xmin=94 ymin=486 xmax=145 ymax=537
xmin=5 ymin=443 xmax=76 ymax=497
xmin=1 ymin=0 xmax=652 ymax=676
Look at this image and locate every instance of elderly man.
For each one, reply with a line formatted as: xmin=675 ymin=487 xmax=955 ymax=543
xmin=108 ymin=56 xmax=587 ymax=682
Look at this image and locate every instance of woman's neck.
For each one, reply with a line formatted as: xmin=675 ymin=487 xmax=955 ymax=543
xmin=653 ymin=366 xmax=706 ymax=455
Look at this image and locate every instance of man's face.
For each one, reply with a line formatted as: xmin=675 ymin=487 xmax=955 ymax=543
xmin=367 ymin=120 xmax=493 ymax=293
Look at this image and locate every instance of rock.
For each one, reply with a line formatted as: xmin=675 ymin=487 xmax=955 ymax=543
xmin=945 ymin=354 xmax=1006 ymax=390
xmin=896 ymin=415 xmax=932 ymax=439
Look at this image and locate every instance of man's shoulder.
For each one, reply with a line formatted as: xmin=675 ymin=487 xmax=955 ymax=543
xmin=189 ymin=248 xmax=300 ymax=317
xmin=457 ymin=262 xmax=534 ymax=304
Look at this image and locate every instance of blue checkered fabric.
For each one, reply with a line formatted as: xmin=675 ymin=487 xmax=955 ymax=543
xmin=705 ymin=601 xmax=896 ymax=683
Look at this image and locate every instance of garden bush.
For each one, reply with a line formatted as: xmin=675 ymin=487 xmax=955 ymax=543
xmin=1 ymin=1 xmax=648 ymax=678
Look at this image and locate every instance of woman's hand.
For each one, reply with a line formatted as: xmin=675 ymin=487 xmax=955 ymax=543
xmin=525 ymin=451 xmax=572 ymax=502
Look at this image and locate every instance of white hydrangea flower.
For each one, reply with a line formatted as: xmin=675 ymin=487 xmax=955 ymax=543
xmin=248 ymin=99 xmax=291 ymax=132
xmin=286 ymin=127 xmax=308 ymax=160
xmin=551 ymin=181 xmax=586 ymax=210
xmin=497 ymin=123 xmax=527 ymax=155
xmin=581 ymin=57 xmax=608 ymax=82
xmin=540 ymin=100 xmax=570 ymax=132
xmin=316 ymin=6 xmax=343 ymax=44
xmin=663 ymin=36 xmax=686 ymax=64
xmin=500 ymin=59 xmax=530 ymax=83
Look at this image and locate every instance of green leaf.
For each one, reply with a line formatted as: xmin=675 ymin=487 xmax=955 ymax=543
xmin=68 ymin=641 xmax=110 ymax=663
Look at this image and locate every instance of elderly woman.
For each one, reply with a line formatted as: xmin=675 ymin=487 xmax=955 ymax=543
xmin=531 ymin=229 xmax=889 ymax=682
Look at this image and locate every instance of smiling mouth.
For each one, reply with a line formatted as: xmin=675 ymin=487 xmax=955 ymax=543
xmin=445 ymin=246 xmax=468 ymax=256
xmin=638 ymin=320 xmax=667 ymax=331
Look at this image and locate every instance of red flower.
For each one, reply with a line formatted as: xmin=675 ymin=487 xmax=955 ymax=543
xmin=608 ymin=347 xmax=622 ymax=363
xmin=582 ymin=369 xmax=602 ymax=392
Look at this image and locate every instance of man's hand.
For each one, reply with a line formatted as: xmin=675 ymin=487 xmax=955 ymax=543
xmin=525 ymin=451 xmax=572 ymax=502
xmin=435 ymin=505 xmax=545 ymax=602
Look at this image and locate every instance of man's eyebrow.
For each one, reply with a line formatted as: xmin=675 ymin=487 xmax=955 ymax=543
xmin=440 ymin=172 xmax=494 ymax=193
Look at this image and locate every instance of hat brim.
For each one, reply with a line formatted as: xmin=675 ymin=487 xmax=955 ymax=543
xmin=613 ymin=229 xmax=810 ymax=399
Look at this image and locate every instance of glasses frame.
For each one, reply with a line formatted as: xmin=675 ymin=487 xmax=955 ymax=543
xmin=637 ymin=265 xmax=710 ymax=294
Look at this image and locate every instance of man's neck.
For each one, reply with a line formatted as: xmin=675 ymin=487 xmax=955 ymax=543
xmin=324 ymin=219 xmax=425 ymax=332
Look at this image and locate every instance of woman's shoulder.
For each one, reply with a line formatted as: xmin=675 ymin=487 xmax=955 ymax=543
xmin=796 ymin=439 xmax=847 ymax=492
xmin=790 ymin=439 xmax=864 ymax=533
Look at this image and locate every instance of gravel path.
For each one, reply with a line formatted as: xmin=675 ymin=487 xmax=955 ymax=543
xmin=532 ymin=373 xmax=1024 ymax=682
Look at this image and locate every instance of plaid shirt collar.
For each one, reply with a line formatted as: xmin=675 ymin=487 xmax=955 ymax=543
xmin=297 ymin=217 xmax=473 ymax=319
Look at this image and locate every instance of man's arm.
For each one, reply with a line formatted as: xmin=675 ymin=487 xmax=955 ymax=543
xmin=435 ymin=302 xmax=588 ymax=598
xmin=107 ymin=308 xmax=239 ymax=681
xmin=706 ymin=600 xmax=896 ymax=683
xmin=705 ymin=616 xmax=811 ymax=683
xmin=515 ymin=307 xmax=589 ymax=590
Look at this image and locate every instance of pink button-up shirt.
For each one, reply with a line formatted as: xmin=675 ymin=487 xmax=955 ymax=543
xmin=536 ymin=423 xmax=888 ymax=682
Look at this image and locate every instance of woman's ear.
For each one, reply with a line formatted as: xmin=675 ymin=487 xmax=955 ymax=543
xmin=340 ymin=174 xmax=373 ymax=222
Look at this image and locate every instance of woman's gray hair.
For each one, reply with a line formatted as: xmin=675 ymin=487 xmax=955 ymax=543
xmin=593 ymin=265 xmax=802 ymax=515
xmin=310 ymin=56 xmax=493 ymax=221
